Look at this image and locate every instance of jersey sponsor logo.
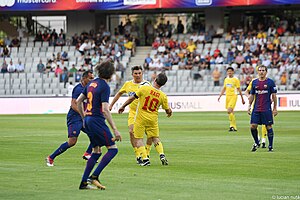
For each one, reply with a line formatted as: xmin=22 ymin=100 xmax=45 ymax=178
xmin=128 ymin=92 xmax=135 ymax=96
xmin=255 ymin=90 xmax=268 ymax=94
xmin=264 ymin=84 xmax=267 ymax=88
xmin=226 ymin=83 xmax=233 ymax=88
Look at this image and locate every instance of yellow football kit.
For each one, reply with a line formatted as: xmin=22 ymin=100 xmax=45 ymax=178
xmin=118 ymin=80 xmax=151 ymax=126
xmin=133 ymin=85 xmax=169 ymax=139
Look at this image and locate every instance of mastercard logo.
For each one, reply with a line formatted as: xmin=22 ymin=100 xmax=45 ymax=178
xmin=0 ymin=0 xmax=15 ymax=7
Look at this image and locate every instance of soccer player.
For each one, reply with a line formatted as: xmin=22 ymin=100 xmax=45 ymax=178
xmin=118 ymin=73 xmax=172 ymax=166
xmin=248 ymin=65 xmax=277 ymax=152
xmin=77 ymin=61 xmax=122 ymax=190
xmin=245 ymin=76 xmax=267 ymax=148
xmin=109 ymin=65 xmax=152 ymax=164
xmin=46 ymin=70 xmax=94 ymax=167
xmin=218 ymin=66 xmax=245 ymax=131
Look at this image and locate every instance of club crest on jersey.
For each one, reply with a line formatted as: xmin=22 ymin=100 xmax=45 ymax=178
xmin=73 ymin=131 xmax=76 ymax=135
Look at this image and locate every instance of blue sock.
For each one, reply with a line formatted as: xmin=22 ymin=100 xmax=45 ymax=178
xmin=267 ymin=128 xmax=274 ymax=148
xmin=81 ymin=153 xmax=101 ymax=182
xmin=251 ymin=128 xmax=259 ymax=145
xmin=92 ymin=148 xmax=118 ymax=177
xmin=50 ymin=142 xmax=69 ymax=160
xmin=85 ymin=143 xmax=93 ymax=154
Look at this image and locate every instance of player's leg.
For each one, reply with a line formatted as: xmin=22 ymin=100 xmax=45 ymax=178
xmin=264 ymin=111 xmax=275 ymax=152
xmin=261 ymin=125 xmax=267 ymax=148
xmin=128 ymin=113 xmax=140 ymax=161
xmin=250 ymin=111 xmax=260 ymax=151
xmin=227 ymin=96 xmax=238 ymax=131
xmin=46 ymin=122 xmax=81 ymax=166
xmin=148 ymin=125 xmax=168 ymax=165
xmin=134 ymin=123 xmax=149 ymax=166
xmin=145 ymin=137 xmax=152 ymax=158
xmin=81 ymin=127 xmax=93 ymax=160
xmin=80 ymin=145 xmax=102 ymax=190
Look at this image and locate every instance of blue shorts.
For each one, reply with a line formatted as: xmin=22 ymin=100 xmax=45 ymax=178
xmin=67 ymin=117 xmax=86 ymax=138
xmin=250 ymin=110 xmax=274 ymax=126
xmin=84 ymin=116 xmax=115 ymax=147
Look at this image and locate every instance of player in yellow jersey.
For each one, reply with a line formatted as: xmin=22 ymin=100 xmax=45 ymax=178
xmin=245 ymin=70 xmax=268 ymax=148
xmin=109 ymin=65 xmax=152 ymax=164
xmin=218 ymin=66 xmax=245 ymax=131
xmin=118 ymin=73 xmax=172 ymax=166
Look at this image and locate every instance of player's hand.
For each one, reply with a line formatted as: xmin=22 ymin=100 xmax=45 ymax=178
xmin=112 ymin=130 xmax=122 ymax=142
xmin=247 ymin=108 xmax=251 ymax=115
xmin=166 ymin=109 xmax=172 ymax=117
xmin=273 ymin=109 xmax=278 ymax=117
xmin=218 ymin=97 xmax=221 ymax=102
xmin=118 ymin=107 xmax=125 ymax=114
xmin=109 ymin=105 xmax=112 ymax=111
xmin=242 ymin=99 xmax=245 ymax=105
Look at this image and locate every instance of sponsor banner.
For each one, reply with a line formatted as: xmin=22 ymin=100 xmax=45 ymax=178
xmin=0 ymin=94 xmax=299 ymax=114
xmin=0 ymin=0 xmax=298 ymax=11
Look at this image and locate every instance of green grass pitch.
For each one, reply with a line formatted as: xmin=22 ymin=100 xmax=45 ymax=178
xmin=0 ymin=111 xmax=299 ymax=200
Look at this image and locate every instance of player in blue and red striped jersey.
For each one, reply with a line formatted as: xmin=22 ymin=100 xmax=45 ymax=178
xmin=248 ymin=65 xmax=278 ymax=152
xmin=46 ymin=70 xmax=94 ymax=167
xmin=77 ymin=61 xmax=122 ymax=190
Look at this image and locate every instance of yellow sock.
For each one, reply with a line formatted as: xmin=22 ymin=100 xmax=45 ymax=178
xmin=261 ymin=125 xmax=267 ymax=143
xmin=134 ymin=147 xmax=140 ymax=158
xmin=154 ymin=142 xmax=164 ymax=155
xmin=146 ymin=144 xmax=151 ymax=157
xmin=137 ymin=146 xmax=147 ymax=160
xmin=229 ymin=113 xmax=236 ymax=129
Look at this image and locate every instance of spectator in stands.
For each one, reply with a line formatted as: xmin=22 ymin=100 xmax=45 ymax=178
xmin=186 ymin=40 xmax=196 ymax=53
xmin=235 ymin=52 xmax=245 ymax=68
xmin=144 ymin=53 xmax=152 ymax=70
xmin=84 ymin=53 xmax=92 ymax=69
xmin=78 ymin=39 xmax=90 ymax=58
xmin=115 ymin=59 xmax=125 ymax=78
xmin=124 ymin=38 xmax=136 ymax=56
xmin=148 ymin=60 xmax=156 ymax=71
xmin=204 ymin=31 xmax=213 ymax=43
xmin=9 ymin=37 xmax=20 ymax=48
xmin=1 ymin=60 xmax=8 ymax=73
xmin=34 ymin=30 xmax=43 ymax=42
xmin=7 ymin=60 xmax=15 ymax=73
xmin=1 ymin=45 xmax=10 ymax=57
xmin=42 ymin=30 xmax=51 ymax=42
xmin=180 ymin=40 xmax=187 ymax=49
xmin=61 ymin=67 xmax=69 ymax=88
xmin=215 ymin=24 xmax=224 ymax=38
xmin=177 ymin=20 xmax=184 ymax=34
xmin=37 ymin=59 xmax=45 ymax=73
xmin=178 ymin=58 xmax=186 ymax=69
xmin=15 ymin=60 xmax=24 ymax=73
xmin=212 ymin=67 xmax=222 ymax=86
xmin=280 ymin=71 xmax=287 ymax=85
xmin=54 ymin=64 xmax=63 ymax=77
xmin=69 ymin=64 xmax=78 ymax=77
xmin=292 ymin=79 xmax=300 ymax=90
xmin=56 ymin=34 xmax=66 ymax=46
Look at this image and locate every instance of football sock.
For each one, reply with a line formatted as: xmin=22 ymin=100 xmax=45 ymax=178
xmin=134 ymin=147 xmax=139 ymax=158
xmin=262 ymin=125 xmax=267 ymax=141
xmin=50 ymin=142 xmax=69 ymax=160
xmin=154 ymin=142 xmax=164 ymax=155
xmin=229 ymin=113 xmax=236 ymax=129
xmin=137 ymin=146 xmax=147 ymax=160
xmin=82 ymin=153 xmax=101 ymax=182
xmin=267 ymin=128 xmax=274 ymax=148
xmin=146 ymin=144 xmax=151 ymax=157
xmin=85 ymin=143 xmax=93 ymax=154
xmin=251 ymin=128 xmax=259 ymax=145
xmin=92 ymin=148 xmax=118 ymax=177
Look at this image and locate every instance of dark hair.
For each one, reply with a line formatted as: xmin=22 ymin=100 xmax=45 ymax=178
xmin=95 ymin=61 xmax=115 ymax=79
xmin=82 ymin=70 xmax=92 ymax=78
xmin=258 ymin=65 xmax=268 ymax=72
xmin=131 ymin=65 xmax=143 ymax=73
xmin=156 ymin=73 xmax=168 ymax=86
xmin=226 ymin=66 xmax=234 ymax=71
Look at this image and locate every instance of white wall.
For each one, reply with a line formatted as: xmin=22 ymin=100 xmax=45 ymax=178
xmin=0 ymin=94 xmax=299 ymax=115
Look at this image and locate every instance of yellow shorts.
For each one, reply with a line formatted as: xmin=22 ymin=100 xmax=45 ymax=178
xmin=127 ymin=110 xmax=136 ymax=126
xmin=133 ymin=122 xmax=159 ymax=139
xmin=226 ymin=95 xmax=237 ymax=109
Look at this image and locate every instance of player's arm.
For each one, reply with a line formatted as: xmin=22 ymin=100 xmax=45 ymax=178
xmin=71 ymin=99 xmax=80 ymax=113
xmin=109 ymin=91 xmax=124 ymax=111
xmin=271 ymin=93 xmax=278 ymax=116
xmin=102 ymin=102 xmax=122 ymax=141
xmin=76 ymin=93 xmax=87 ymax=120
xmin=247 ymin=94 xmax=254 ymax=115
xmin=237 ymin=87 xmax=245 ymax=104
xmin=118 ymin=95 xmax=136 ymax=114
xmin=218 ymin=87 xmax=226 ymax=102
